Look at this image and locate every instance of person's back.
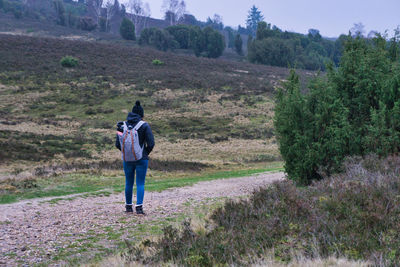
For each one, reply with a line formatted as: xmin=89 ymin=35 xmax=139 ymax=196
xmin=116 ymin=101 xmax=154 ymax=214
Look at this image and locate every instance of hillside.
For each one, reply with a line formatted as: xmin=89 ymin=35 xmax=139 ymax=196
xmin=0 ymin=34 xmax=313 ymax=201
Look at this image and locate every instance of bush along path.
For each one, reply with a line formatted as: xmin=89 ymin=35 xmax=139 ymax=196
xmin=0 ymin=171 xmax=284 ymax=266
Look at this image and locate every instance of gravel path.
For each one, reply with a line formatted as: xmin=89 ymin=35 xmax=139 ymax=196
xmin=0 ymin=172 xmax=284 ymax=266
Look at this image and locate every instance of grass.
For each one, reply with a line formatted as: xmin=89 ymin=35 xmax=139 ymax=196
xmin=0 ymin=162 xmax=283 ymax=204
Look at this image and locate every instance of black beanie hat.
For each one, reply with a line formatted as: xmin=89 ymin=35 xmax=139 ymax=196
xmin=132 ymin=100 xmax=144 ymax=118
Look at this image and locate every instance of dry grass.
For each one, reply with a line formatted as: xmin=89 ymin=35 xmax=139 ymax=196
xmin=89 ymin=254 xmax=370 ymax=267
xmin=151 ymin=137 xmax=278 ymax=165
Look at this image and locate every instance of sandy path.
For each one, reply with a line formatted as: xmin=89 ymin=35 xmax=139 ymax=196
xmin=0 ymin=172 xmax=284 ymax=266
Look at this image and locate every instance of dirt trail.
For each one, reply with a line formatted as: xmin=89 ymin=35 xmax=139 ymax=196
xmin=0 ymin=172 xmax=284 ymax=266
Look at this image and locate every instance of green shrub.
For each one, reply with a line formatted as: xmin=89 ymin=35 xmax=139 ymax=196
xmin=203 ymin=27 xmax=225 ymax=58
xmin=166 ymin=25 xmax=191 ymax=49
xmin=275 ymin=35 xmax=400 ymax=184
xmin=189 ymin=26 xmax=205 ymax=57
xmin=152 ymin=59 xmax=164 ymax=66
xmin=138 ymin=28 xmax=177 ymax=51
xmin=60 ymin=56 xmax=79 ymax=68
xmin=120 ymin=17 xmax=135 ymax=41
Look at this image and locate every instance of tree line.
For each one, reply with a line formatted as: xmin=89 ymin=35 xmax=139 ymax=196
xmin=120 ymin=22 xmax=225 ymax=58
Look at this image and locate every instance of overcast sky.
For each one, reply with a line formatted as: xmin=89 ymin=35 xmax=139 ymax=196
xmin=128 ymin=0 xmax=400 ymax=37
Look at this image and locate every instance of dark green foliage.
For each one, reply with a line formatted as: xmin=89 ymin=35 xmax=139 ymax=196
xmin=13 ymin=8 xmax=22 ymax=19
xmin=60 ymin=56 xmax=79 ymax=67
xmin=130 ymin=155 xmax=400 ymax=266
xmin=308 ymin=28 xmax=322 ymax=42
xmin=248 ymin=37 xmax=295 ymax=67
xmin=120 ymin=17 xmax=135 ymax=40
xmin=99 ymin=17 xmax=107 ymax=32
xmin=225 ymin=26 xmax=235 ymax=48
xmin=203 ymin=27 xmax=225 ymax=58
xmin=166 ymin=25 xmax=191 ymax=49
xmin=248 ymin=22 xmax=343 ymax=70
xmin=53 ymin=0 xmax=66 ymax=26
xmin=156 ymin=25 xmax=225 ymax=58
xmin=388 ymin=37 xmax=399 ymax=62
xmin=275 ymin=71 xmax=350 ymax=183
xmin=139 ymin=27 xmax=177 ymax=51
xmin=66 ymin=12 xmax=78 ymax=28
xmin=234 ymin=34 xmax=242 ymax=55
xmin=189 ymin=26 xmax=205 ymax=57
xmin=275 ymin=36 xmax=400 ymax=184
xmin=78 ymin=16 xmax=96 ymax=31
xmin=2 ymin=0 xmax=23 ymax=16
xmin=246 ymin=5 xmax=264 ymax=36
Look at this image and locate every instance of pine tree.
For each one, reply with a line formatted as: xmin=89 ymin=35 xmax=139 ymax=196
xmin=274 ymin=35 xmax=400 ymax=184
xmin=246 ymin=5 xmax=264 ymax=36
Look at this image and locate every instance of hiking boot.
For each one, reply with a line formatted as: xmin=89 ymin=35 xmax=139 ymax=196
xmin=135 ymin=205 xmax=145 ymax=215
xmin=125 ymin=205 xmax=133 ymax=213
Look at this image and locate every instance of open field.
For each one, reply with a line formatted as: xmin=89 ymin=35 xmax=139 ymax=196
xmin=0 ymin=33 xmax=315 ymax=266
xmin=0 ymin=33 xmax=313 ymax=201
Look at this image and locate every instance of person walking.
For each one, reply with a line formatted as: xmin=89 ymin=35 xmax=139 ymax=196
xmin=116 ymin=101 xmax=155 ymax=215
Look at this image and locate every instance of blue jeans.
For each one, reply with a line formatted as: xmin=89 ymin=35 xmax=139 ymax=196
xmin=123 ymin=159 xmax=148 ymax=206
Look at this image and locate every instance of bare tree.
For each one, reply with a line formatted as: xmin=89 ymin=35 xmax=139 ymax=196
xmin=367 ymin=30 xmax=378 ymax=39
xmin=351 ymin=22 xmax=365 ymax=37
xmin=87 ymin=0 xmax=103 ymax=25
xmin=128 ymin=0 xmax=151 ymax=34
xmin=162 ymin=0 xmax=186 ymax=25
xmin=105 ymin=0 xmax=114 ymax=31
xmin=143 ymin=2 xmax=151 ymax=29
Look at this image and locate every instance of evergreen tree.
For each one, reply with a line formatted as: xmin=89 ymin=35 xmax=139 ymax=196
xmin=246 ymin=5 xmax=264 ymax=36
xmin=225 ymin=27 xmax=235 ymax=48
xmin=203 ymin=27 xmax=225 ymax=58
xmin=275 ymin=35 xmax=400 ymax=184
xmin=234 ymin=34 xmax=243 ymax=55
xmin=120 ymin=17 xmax=136 ymax=40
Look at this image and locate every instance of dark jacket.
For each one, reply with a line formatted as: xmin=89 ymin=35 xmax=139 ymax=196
xmin=115 ymin=112 xmax=155 ymax=160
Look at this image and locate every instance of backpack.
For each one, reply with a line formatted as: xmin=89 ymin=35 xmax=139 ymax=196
xmin=118 ymin=121 xmax=145 ymax=162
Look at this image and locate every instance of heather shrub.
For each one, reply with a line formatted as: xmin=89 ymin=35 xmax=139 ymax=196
xmin=275 ymin=35 xmax=400 ymax=184
xmin=60 ymin=56 xmax=78 ymax=67
xmin=129 ymin=155 xmax=400 ymax=266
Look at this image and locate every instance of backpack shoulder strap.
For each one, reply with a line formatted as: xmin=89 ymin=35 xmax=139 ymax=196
xmin=134 ymin=121 xmax=146 ymax=131
xmin=122 ymin=121 xmax=128 ymax=131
